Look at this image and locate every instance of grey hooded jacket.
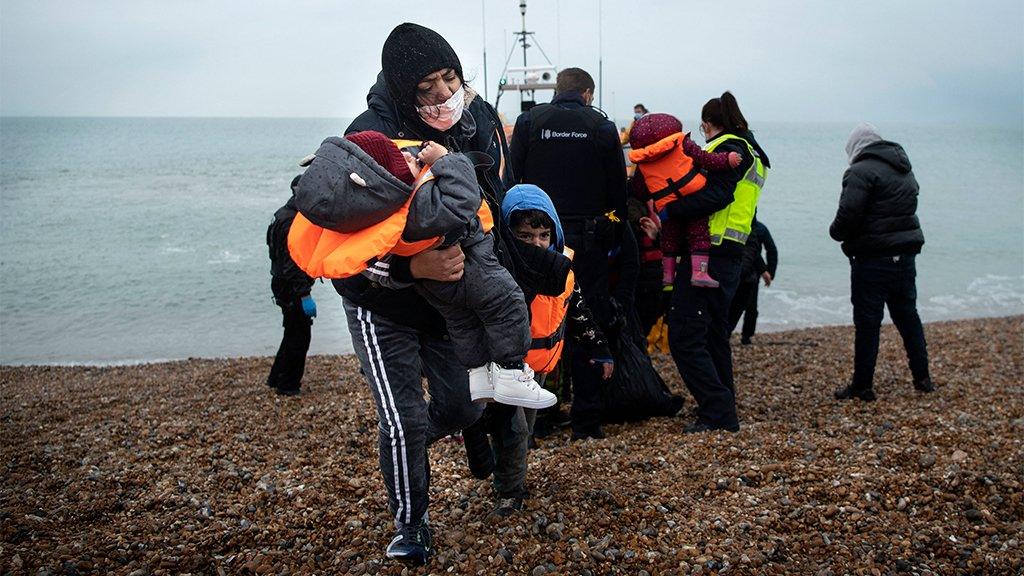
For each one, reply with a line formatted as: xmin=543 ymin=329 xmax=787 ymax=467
xmin=293 ymin=136 xmax=483 ymax=246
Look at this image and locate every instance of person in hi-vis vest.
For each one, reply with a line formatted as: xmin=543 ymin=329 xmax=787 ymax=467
xmin=663 ymin=91 xmax=770 ymax=434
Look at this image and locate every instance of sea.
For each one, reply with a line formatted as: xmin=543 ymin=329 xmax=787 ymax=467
xmin=1 ymin=117 xmax=1021 ymax=365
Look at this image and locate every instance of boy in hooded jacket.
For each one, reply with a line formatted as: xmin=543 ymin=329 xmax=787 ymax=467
xmin=500 ymin=184 xmax=615 ymax=440
xmin=465 ymin=183 xmax=616 ymax=518
xmin=290 ymin=130 xmax=556 ymax=410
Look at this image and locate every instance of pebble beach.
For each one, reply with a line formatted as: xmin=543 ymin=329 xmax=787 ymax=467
xmin=2 ymin=316 xmax=1022 ymax=575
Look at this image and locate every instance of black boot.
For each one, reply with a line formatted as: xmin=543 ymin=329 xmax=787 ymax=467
xmin=461 ymin=420 xmax=494 ymax=480
xmin=834 ymin=384 xmax=876 ymax=402
xmin=571 ymin=424 xmax=606 ymax=441
xmin=913 ymin=377 xmax=936 ymax=393
xmin=683 ymin=420 xmax=740 ymax=434
xmin=532 ymin=414 xmax=555 ymax=439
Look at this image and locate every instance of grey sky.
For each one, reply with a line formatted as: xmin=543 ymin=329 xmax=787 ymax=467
xmin=1 ymin=0 xmax=1021 ymax=125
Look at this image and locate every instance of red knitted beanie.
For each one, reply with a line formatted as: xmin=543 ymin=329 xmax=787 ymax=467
xmin=629 ymin=113 xmax=683 ymax=150
xmin=344 ymin=131 xmax=416 ymax=186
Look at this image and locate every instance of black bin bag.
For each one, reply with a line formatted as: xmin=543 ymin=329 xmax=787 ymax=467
xmin=602 ymin=311 xmax=684 ymax=423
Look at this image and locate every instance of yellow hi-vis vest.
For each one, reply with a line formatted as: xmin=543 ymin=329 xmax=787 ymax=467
xmin=705 ymin=133 xmax=766 ymax=246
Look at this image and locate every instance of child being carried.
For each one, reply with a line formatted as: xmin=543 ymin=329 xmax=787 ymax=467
xmin=289 ymin=130 xmax=556 ymax=410
xmin=628 ymin=113 xmax=741 ymax=288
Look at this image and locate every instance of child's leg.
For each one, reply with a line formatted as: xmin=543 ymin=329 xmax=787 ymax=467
xmin=414 ymin=280 xmax=491 ymax=368
xmin=687 ymin=218 xmax=719 ymax=288
xmin=462 ymin=236 xmax=531 ymax=366
xmin=463 ymin=234 xmax=556 ymax=410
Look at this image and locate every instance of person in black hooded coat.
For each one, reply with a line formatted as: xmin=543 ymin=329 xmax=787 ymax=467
xmin=664 ymin=92 xmax=770 ymax=434
xmin=728 ymin=218 xmax=778 ymax=344
xmin=265 ymin=175 xmax=316 ymax=395
xmin=326 ymin=23 xmax=564 ymax=566
xmin=830 ymin=123 xmax=933 ymax=402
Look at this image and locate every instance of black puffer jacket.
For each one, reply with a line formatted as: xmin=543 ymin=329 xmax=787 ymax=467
xmin=830 ymin=141 xmax=925 ymax=257
xmin=332 ymin=74 xmax=512 ymax=335
xmin=267 ymin=197 xmax=315 ymax=303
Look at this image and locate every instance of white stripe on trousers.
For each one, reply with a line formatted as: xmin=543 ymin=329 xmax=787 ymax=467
xmin=358 ymin=307 xmax=413 ymax=525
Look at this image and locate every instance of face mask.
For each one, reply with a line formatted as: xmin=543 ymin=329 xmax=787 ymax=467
xmin=634 ymin=113 xmax=644 ymax=121
xmin=416 ymin=86 xmax=465 ymax=131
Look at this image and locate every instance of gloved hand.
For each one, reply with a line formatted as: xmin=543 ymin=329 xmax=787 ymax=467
xmin=301 ymin=295 xmax=317 ymax=318
xmin=589 ymin=357 xmax=615 ymax=380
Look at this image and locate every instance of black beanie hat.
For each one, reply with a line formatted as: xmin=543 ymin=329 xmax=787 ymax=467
xmin=381 ymin=23 xmax=463 ymax=118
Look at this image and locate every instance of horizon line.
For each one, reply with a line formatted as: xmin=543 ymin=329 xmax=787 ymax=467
xmin=0 ymin=115 xmax=1013 ymax=128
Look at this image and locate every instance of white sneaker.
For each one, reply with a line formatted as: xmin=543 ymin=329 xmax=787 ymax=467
xmin=492 ymin=363 xmax=557 ymax=409
xmin=468 ymin=365 xmax=494 ymax=403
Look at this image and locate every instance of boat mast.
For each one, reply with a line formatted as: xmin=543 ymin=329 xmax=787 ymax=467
xmin=494 ymin=0 xmax=557 ymax=112
xmin=517 ymin=0 xmax=530 ymax=109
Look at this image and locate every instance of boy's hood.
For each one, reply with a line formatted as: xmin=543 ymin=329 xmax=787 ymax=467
xmin=500 ymin=184 xmax=565 ymax=251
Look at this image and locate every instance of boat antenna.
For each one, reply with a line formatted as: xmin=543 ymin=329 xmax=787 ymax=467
xmin=598 ymin=0 xmax=603 ymax=108
xmin=481 ymin=0 xmax=489 ymax=101
xmin=516 ymin=0 xmax=529 ymax=109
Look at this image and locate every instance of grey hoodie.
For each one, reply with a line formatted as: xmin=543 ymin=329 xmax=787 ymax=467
xmin=845 ymin=123 xmax=883 ymax=165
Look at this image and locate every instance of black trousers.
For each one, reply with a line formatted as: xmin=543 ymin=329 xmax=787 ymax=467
xmin=728 ymin=280 xmax=759 ymax=339
xmin=568 ymin=344 xmax=606 ymax=432
xmin=850 ymin=254 xmax=930 ymax=390
xmin=563 ymin=223 xmax=613 ymax=323
xmin=667 ymin=252 xmax=742 ymax=429
xmin=267 ymin=297 xmax=312 ymax=391
xmin=562 ymin=222 xmax=615 ymax=429
xmin=635 ymin=275 xmax=666 ymax=338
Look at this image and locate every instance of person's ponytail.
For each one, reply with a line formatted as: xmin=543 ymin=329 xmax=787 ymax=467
xmin=719 ymin=91 xmax=748 ymax=132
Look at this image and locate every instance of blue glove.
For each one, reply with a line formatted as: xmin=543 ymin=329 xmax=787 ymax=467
xmin=301 ymin=295 xmax=317 ymax=318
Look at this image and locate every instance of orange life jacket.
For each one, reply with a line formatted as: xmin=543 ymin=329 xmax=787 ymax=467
xmin=628 ymin=132 xmax=706 ymax=212
xmin=524 ymin=246 xmax=575 ymax=374
xmin=287 ymin=167 xmax=494 ymax=279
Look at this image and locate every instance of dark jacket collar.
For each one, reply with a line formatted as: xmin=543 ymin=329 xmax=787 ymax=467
xmin=551 ymin=91 xmax=586 ymax=107
xmin=853 ymin=141 xmax=912 ymax=173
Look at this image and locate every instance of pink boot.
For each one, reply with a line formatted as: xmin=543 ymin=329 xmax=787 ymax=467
xmin=662 ymin=256 xmax=677 ymax=286
xmin=690 ymin=254 xmax=720 ymax=288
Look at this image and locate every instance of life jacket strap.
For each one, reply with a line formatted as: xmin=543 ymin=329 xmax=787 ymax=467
xmin=530 ymin=321 xmax=566 ymax=350
xmin=650 ymin=165 xmax=702 ymax=203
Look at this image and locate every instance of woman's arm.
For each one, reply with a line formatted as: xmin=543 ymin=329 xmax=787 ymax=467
xmin=682 ymin=136 xmax=737 ymax=172
xmin=666 ymin=140 xmax=745 ymax=222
